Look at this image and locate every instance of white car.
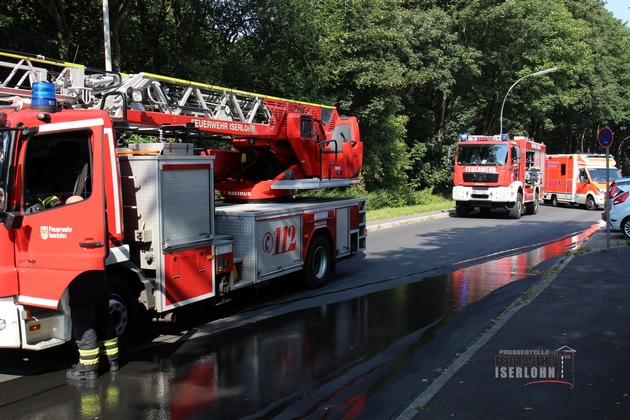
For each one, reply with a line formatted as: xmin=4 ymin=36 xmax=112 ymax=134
xmin=604 ymin=187 xmax=630 ymax=239
xmin=608 ymin=177 xmax=630 ymax=200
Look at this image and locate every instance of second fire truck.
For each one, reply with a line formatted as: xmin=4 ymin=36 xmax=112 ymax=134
xmin=452 ymin=134 xmax=546 ymax=218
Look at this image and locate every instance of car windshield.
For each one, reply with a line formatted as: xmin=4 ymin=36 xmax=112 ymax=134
xmin=457 ymin=144 xmax=508 ymax=165
xmin=589 ymin=168 xmax=620 ymax=182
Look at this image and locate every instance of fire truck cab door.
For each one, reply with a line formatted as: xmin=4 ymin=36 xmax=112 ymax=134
xmin=15 ymin=122 xmax=107 ymax=309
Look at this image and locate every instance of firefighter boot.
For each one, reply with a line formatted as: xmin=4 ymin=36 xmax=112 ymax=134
xmin=67 ymin=346 xmax=100 ymax=381
xmin=100 ymin=337 xmax=119 ymax=373
xmin=67 ymin=363 xmax=99 ymax=381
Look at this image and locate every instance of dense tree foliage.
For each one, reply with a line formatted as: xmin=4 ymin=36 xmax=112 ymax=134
xmin=2 ymin=0 xmax=630 ymax=196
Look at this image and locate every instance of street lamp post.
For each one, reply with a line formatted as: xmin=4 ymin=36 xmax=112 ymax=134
xmin=102 ymin=0 xmax=112 ymax=71
xmin=499 ymin=67 xmax=557 ymax=136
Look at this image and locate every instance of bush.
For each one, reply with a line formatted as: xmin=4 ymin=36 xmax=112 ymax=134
xmin=366 ymin=187 xmax=444 ymax=210
xmin=301 ymin=185 xmax=450 ymax=211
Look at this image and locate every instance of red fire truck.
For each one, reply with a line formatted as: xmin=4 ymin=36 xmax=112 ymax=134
xmin=451 ymin=134 xmax=546 ymax=218
xmin=0 ymin=52 xmax=366 ymax=350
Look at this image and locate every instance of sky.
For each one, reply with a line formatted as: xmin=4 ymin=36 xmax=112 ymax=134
xmin=605 ymin=0 xmax=630 ymax=26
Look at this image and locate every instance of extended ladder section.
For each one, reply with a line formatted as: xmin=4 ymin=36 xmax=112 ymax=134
xmin=0 ymin=51 xmax=122 ymax=107
xmin=0 ymin=51 xmax=363 ymax=200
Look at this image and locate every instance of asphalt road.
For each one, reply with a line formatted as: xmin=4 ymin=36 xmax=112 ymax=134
xmin=0 ymin=205 xmax=603 ymax=418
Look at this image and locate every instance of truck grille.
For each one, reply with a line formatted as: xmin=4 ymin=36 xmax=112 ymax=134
xmin=463 ymin=172 xmax=499 ymax=183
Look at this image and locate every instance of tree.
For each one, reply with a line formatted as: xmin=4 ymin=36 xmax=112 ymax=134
xmin=550 ymin=0 xmax=630 ymax=162
xmin=2 ymin=0 xmax=630 ymax=189
xmin=309 ymin=0 xmax=414 ymax=190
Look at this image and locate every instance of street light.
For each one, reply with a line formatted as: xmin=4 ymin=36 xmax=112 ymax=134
xmin=102 ymin=0 xmax=112 ymax=71
xmin=499 ymin=67 xmax=557 ymax=136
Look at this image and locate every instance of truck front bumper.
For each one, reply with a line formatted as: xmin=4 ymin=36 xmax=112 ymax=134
xmin=453 ymin=186 xmax=516 ymax=203
xmin=0 ymin=297 xmax=71 ymax=350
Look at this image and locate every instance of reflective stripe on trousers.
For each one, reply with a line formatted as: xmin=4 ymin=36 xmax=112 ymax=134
xmin=100 ymin=337 xmax=119 ymax=359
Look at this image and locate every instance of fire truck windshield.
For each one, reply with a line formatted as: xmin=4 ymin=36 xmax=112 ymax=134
xmin=457 ymin=143 xmax=508 ymax=166
xmin=0 ymin=130 xmax=11 ymax=211
xmin=0 ymin=129 xmax=19 ymax=213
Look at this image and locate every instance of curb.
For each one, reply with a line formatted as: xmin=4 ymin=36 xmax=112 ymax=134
xmin=367 ymin=210 xmax=454 ymax=232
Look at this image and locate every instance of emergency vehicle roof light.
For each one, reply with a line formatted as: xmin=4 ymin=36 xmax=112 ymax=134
xmin=31 ymin=82 xmax=57 ymax=113
xmin=460 ymin=133 xmax=468 ymax=141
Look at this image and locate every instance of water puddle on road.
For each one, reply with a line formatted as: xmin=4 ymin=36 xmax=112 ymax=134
xmin=448 ymin=222 xmax=599 ymax=313
xmin=145 ymin=224 xmax=601 ymax=418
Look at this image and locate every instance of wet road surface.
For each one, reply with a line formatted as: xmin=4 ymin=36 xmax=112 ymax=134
xmin=0 ymin=208 xmax=603 ymax=418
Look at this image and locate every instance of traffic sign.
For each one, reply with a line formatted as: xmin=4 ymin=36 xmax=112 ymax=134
xmin=598 ymin=126 xmax=614 ymax=249
xmin=598 ymin=127 xmax=614 ymax=148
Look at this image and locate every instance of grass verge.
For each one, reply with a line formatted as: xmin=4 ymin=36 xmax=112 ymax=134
xmin=366 ymin=200 xmax=454 ymax=221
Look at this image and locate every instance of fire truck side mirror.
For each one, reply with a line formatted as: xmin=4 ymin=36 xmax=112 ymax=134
xmin=3 ymin=211 xmax=23 ymax=230
xmin=447 ymin=146 xmax=455 ymax=169
xmin=579 ymin=171 xmax=588 ymax=183
xmin=512 ymin=148 xmax=522 ymax=164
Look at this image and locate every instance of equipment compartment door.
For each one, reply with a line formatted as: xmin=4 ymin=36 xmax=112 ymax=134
xmin=15 ymin=123 xmax=107 ymax=309
xmin=162 ymin=246 xmax=214 ymax=310
xmin=256 ymin=215 xmax=302 ymax=279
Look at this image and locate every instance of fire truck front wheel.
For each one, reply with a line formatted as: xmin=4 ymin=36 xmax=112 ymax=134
xmin=509 ymin=193 xmax=523 ymax=219
xmin=108 ymin=277 xmax=139 ymax=345
xmin=525 ymin=192 xmax=539 ymax=215
xmin=304 ymin=235 xmax=332 ymax=289
xmin=455 ymin=202 xmax=471 ymax=217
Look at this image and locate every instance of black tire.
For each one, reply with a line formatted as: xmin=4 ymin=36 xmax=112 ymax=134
xmin=108 ymin=277 xmax=139 ymax=345
xmin=551 ymin=195 xmax=559 ymax=207
xmin=525 ymin=192 xmax=539 ymax=215
xmin=509 ymin=193 xmax=523 ymax=219
xmin=585 ymin=195 xmax=597 ymax=211
xmin=622 ymin=217 xmax=630 ymax=240
xmin=456 ymin=202 xmax=471 ymax=217
xmin=304 ymin=235 xmax=332 ymax=289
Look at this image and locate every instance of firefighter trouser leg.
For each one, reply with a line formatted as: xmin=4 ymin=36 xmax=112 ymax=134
xmin=99 ymin=337 xmax=119 ymax=372
xmin=95 ymin=276 xmax=120 ymax=372
xmin=67 ymin=328 xmax=99 ymax=380
xmin=67 ymin=271 xmax=113 ymax=380
xmin=77 ymin=328 xmax=99 ymax=366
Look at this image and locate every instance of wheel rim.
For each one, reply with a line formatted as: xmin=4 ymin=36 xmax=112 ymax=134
xmin=624 ymin=221 xmax=630 ymax=238
xmin=109 ymin=294 xmax=129 ymax=336
xmin=312 ymin=246 xmax=328 ymax=280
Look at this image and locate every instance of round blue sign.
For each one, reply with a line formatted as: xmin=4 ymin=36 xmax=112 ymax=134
xmin=598 ymin=127 xmax=613 ymax=148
